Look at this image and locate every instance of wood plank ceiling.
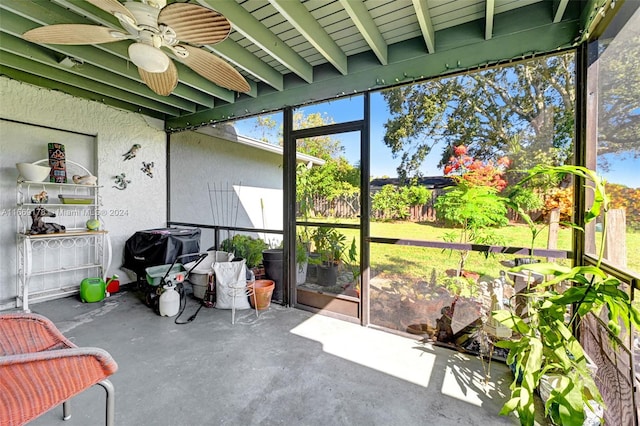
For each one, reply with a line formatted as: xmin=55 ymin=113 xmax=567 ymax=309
xmin=0 ymin=0 xmax=609 ymax=132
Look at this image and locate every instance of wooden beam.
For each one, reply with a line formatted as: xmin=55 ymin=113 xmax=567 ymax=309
xmin=0 ymin=32 xmax=196 ymax=112
xmin=554 ymin=0 xmax=571 ymax=23
xmin=0 ymin=65 xmax=165 ymax=119
xmin=339 ymin=0 xmax=387 ymax=65
xmin=269 ymin=0 xmax=348 ymax=75
xmin=1 ymin=0 xmax=235 ymax=104
xmin=202 ymin=0 xmax=313 ymax=84
xmin=486 ymin=0 xmax=495 ymax=40
xmin=411 ymin=0 xmax=436 ymax=53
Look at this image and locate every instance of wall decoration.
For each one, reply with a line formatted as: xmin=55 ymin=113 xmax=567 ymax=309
xmin=141 ymin=161 xmax=154 ymax=178
xmin=29 ymin=206 xmax=66 ymax=234
xmin=48 ymin=142 xmax=67 ymax=183
xmin=123 ymin=144 xmax=141 ymax=161
xmin=113 ymin=173 xmax=131 ymax=190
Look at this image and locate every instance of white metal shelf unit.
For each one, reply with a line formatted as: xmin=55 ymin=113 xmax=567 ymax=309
xmin=16 ymin=231 xmax=110 ymax=311
xmin=16 ymin=163 xmax=111 ymax=311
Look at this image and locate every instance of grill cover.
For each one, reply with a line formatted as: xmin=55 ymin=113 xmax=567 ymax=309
xmin=123 ymin=228 xmax=201 ymax=277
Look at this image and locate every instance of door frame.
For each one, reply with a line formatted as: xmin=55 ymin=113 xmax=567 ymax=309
xmin=282 ymin=94 xmax=371 ymax=324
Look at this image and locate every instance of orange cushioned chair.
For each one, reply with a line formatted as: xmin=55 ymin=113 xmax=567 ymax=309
xmin=0 ymin=313 xmax=118 ymax=426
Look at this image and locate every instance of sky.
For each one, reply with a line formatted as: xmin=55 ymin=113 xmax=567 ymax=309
xmin=232 ymin=92 xmax=640 ymax=190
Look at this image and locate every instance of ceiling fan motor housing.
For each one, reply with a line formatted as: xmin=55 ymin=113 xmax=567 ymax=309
xmin=124 ymin=2 xmax=160 ymax=31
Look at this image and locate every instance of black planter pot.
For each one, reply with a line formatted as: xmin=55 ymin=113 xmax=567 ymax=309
xmin=262 ymin=249 xmax=283 ymax=301
xmin=306 ymin=252 xmax=321 ymax=283
xmin=317 ymin=262 xmax=338 ymax=287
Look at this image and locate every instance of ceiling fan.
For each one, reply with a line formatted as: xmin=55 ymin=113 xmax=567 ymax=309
xmin=22 ymin=0 xmax=250 ymax=96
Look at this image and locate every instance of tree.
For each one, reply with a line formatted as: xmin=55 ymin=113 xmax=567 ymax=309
xmin=597 ymin=23 xmax=640 ymax=160
xmin=252 ymin=115 xmax=279 ymax=142
xmin=435 ymin=146 xmax=509 ymax=276
xmin=246 ymin=110 xmax=361 ymax=217
xmin=383 ymin=53 xmax=576 ymax=180
xmin=292 ymin=111 xmax=344 ymax=160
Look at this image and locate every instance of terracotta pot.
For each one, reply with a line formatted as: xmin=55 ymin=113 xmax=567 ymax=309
xmin=248 ymin=280 xmax=275 ymax=310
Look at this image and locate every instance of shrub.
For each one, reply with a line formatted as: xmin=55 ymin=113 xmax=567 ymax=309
xmin=372 ymin=184 xmax=431 ymax=220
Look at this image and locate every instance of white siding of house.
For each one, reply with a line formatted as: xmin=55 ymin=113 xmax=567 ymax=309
xmin=169 ymin=130 xmax=284 ymax=248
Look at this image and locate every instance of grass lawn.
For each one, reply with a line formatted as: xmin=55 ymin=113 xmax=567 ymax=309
xmin=301 ymin=218 xmax=640 ymax=282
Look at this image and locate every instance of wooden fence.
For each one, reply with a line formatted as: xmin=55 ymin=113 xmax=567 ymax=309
xmin=309 ymin=190 xmax=531 ymax=222
xmin=309 ymin=190 xmax=445 ymax=221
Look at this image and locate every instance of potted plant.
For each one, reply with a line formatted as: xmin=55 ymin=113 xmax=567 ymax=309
xmin=311 ymin=227 xmax=355 ymax=287
xmin=296 ymin=161 xmax=314 ymax=284
xmin=220 ymin=234 xmax=268 ymax=272
xmin=493 ymin=165 xmax=640 ymax=426
xmin=295 ymin=235 xmax=310 ymax=285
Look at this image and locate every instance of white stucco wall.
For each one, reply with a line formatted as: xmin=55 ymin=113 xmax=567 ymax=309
xmin=169 ymin=130 xmax=284 ymax=248
xmin=0 ymin=77 xmax=167 ymax=307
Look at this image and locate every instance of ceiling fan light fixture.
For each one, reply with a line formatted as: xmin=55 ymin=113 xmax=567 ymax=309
xmin=128 ymin=42 xmax=169 ymax=73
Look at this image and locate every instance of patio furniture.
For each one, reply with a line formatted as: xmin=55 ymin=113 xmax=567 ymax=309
xmin=0 ymin=312 xmax=118 ymax=426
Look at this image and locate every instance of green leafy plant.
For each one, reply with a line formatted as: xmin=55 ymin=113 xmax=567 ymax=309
xmin=311 ymin=226 xmax=355 ymax=265
xmin=295 ymin=236 xmax=309 ymax=265
xmin=220 ymin=234 xmax=268 ymax=268
xmin=493 ymin=165 xmax=640 ymax=426
xmin=435 ymin=146 xmax=510 ymax=277
xmin=435 ymin=181 xmax=508 ymax=276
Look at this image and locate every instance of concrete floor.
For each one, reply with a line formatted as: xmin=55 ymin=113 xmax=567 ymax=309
xmin=18 ymin=289 xmax=523 ymax=426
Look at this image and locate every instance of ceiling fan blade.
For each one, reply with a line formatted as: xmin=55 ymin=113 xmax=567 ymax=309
xmin=176 ymin=45 xmax=249 ymax=93
xmin=86 ymin=0 xmax=136 ymax=22
xmin=138 ymin=60 xmax=178 ymax=96
xmin=159 ymin=3 xmax=230 ymax=45
xmin=23 ymin=24 xmax=124 ymax=45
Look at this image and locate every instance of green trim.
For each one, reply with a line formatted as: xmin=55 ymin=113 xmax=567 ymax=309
xmin=554 ymin=0 xmax=571 ymax=23
xmin=485 ymin=0 xmax=495 ymax=40
xmin=0 ymin=52 xmax=182 ymax=116
xmin=1 ymin=66 xmax=165 ymax=119
xmin=0 ymin=32 xmax=197 ymax=113
xmin=209 ymin=41 xmax=281 ymax=92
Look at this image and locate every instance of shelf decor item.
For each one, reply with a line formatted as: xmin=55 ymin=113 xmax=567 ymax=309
xmin=48 ymin=143 xmax=67 ymax=183
xmin=16 ymin=162 xmax=51 ymax=182
xmin=29 ymin=206 xmax=65 ymax=235
xmin=58 ymin=194 xmax=94 ymax=204
xmin=30 ymin=191 xmax=48 ymax=204
xmin=72 ymin=174 xmax=97 ymax=185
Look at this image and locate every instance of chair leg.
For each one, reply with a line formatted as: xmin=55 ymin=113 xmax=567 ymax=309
xmin=252 ymin=290 xmax=259 ymax=319
xmin=231 ymin=289 xmax=236 ymax=325
xmin=63 ymin=400 xmax=71 ymax=420
xmin=97 ymin=379 xmax=115 ymax=426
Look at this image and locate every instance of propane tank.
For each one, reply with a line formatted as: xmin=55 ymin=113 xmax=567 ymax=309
xmin=159 ymin=284 xmax=180 ymax=317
